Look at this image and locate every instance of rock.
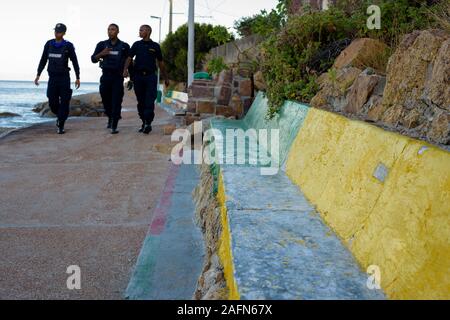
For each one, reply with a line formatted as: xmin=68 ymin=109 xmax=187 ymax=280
xmin=70 ymin=107 xmax=83 ymax=117
xmin=382 ymin=29 xmax=450 ymax=144
xmin=333 ymin=38 xmax=391 ymax=73
xmin=311 ymin=30 xmax=450 ymax=147
xmin=0 ymin=112 xmax=21 ymax=118
xmin=344 ymin=71 xmax=382 ymax=115
xmin=311 ymin=67 xmax=362 ymax=111
xmin=163 ymin=124 xmax=177 ymax=136
xmin=33 ymin=93 xmax=105 ymax=118
xmin=428 ymin=109 xmax=450 ymax=145
xmin=310 ymin=93 xmax=330 ymax=110
xmin=382 ymin=104 xmax=406 ymax=126
xmin=423 ymin=38 xmax=450 ymax=112
xmin=383 ymin=30 xmax=448 ymax=111
xmin=254 ymin=71 xmax=267 ymax=91
xmin=403 ymin=109 xmax=422 ymax=129
xmin=366 ymin=96 xmax=386 ymax=122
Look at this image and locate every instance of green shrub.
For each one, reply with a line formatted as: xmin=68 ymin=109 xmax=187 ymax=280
xmin=260 ymin=0 xmax=442 ymax=118
xmin=261 ymin=7 xmax=363 ymax=117
xmin=206 ymin=57 xmax=229 ymax=76
xmin=234 ymin=9 xmax=284 ymax=37
xmin=161 ymin=24 xmax=234 ymax=82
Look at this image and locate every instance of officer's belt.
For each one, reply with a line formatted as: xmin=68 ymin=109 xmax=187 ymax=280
xmin=102 ymin=69 xmax=123 ymax=76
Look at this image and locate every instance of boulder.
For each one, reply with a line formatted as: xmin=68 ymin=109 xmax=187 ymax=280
xmin=333 ymin=38 xmax=391 ymax=73
xmin=0 ymin=112 xmax=21 ymax=118
xmin=382 ymin=29 xmax=450 ymax=145
xmin=33 ymin=93 xmax=105 ymax=118
xmin=344 ymin=71 xmax=384 ymax=115
xmin=311 ymin=30 xmax=450 ymax=146
xmin=311 ymin=66 xmax=362 ymax=112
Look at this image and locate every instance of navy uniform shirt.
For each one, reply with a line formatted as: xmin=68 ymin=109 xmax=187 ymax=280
xmin=37 ymin=39 xmax=80 ymax=79
xmin=91 ymin=39 xmax=130 ymax=73
xmin=129 ymin=40 xmax=163 ymax=74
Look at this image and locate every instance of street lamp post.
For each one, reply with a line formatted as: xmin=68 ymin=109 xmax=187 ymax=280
xmin=188 ymin=0 xmax=195 ymax=86
xmin=151 ymin=15 xmax=162 ymax=92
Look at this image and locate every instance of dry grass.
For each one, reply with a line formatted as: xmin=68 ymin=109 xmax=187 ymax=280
xmin=428 ymin=1 xmax=450 ymax=33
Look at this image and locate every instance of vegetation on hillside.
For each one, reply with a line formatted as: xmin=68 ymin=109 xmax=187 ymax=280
xmin=161 ymin=23 xmax=234 ymax=83
xmin=251 ymin=0 xmax=446 ymax=118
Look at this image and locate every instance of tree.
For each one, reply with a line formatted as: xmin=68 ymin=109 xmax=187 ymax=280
xmin=233 ymin=0 xmax=289 ymax=37
xmin=161 ymin=23 xmax=234 ymax=83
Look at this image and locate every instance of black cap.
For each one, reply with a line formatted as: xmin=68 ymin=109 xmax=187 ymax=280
xmin=54 ymin=23 xmax=67 ymax=33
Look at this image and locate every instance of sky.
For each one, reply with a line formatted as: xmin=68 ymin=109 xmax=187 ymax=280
xmin=0 ymin=0 xmax=278 ymax=82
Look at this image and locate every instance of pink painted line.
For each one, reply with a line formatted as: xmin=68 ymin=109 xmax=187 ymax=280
xmin=149 ymin=164 xmax=181 ymax=236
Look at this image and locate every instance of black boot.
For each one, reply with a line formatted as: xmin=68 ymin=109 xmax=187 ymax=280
xmin=56 ymin=120 xmax=65 ymax=135
xmin=143 ymin=121 xmax=152 ymax=135
xmin=138 ymin=120 xmax=145 ymax=133
xmin=111 ymin=118 xmax=119 ymax=135
xmin=107 ymin=117 xmax=113 ymax=129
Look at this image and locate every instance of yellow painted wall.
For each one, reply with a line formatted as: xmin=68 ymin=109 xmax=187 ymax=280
xmin=217 ymin=172 xmax=241 ymax=300
xmin=286 ymin=108 xmax=450 ymax=300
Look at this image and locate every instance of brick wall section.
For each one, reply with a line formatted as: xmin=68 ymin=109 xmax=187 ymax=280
xmin=185 ymin=69 xmax=255 ymax=126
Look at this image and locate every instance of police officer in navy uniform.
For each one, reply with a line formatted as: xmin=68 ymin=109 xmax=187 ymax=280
xmin=35 ymin=23 xmax=81 ymax=134
xmin=91 ymin=23 xmax=132 ymax=134
xmin=123 ymin=25 xmax=169 ymax=134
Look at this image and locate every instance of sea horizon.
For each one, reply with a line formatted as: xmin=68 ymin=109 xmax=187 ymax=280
xmin=0 ymin=79 xmax=100 ymax=85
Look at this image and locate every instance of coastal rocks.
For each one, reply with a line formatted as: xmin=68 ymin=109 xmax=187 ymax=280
xmin=311 ymin=38 xmax=389 ymax=115
xmin=0 ymin=112 xmax=21 ymax=118
xmin=311 ymin=30 xmax=450 ymax=146
xmin=333 ymin=38 xmax=390 ymax=73
xmin=311 ymin=66 xmax=363 ymax=112
xmin=344 ymin=70 xmax=385 ymax=115
xmin=33 ymin=93 xmax=105 ymax=118
xmin=381 ymin=29 xmax=450 ymax=145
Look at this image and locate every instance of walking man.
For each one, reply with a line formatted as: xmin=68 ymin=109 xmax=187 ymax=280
xmin=35 ymin=23 xmax=81 ymax=134
xmin=91 ymin=23 xmax=131 ymax=134
xmin=123 ymin=25 xmax=169 ymax=134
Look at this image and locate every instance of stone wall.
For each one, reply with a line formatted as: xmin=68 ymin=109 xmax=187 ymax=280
xmin=311 ymin=30 xmax=450 ymax=147
xmin=185 ymin=69 xmax=255 ymax=126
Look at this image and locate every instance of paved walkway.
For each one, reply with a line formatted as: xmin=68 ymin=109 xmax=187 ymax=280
xmin=125 ymin=164 xmax=204 ymax=300
xmin=0 ymin=95 xmax=181 ymax=299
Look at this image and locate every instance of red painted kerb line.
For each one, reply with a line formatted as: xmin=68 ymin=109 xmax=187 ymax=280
xmin=149 ymin=163 xmax=181 ymax=236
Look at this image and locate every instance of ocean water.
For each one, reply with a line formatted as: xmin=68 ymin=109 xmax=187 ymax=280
xmin=0 ymin=80 xmax=99 ymax=128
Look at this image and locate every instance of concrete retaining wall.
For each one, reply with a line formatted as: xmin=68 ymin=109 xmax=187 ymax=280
xmin=207 ymin=92 xmax=450 ymax=300
xmin=208 ymin=35 xmax=263 ymax=65
xmin=286 ymin=108 xmax=450 ymax=300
